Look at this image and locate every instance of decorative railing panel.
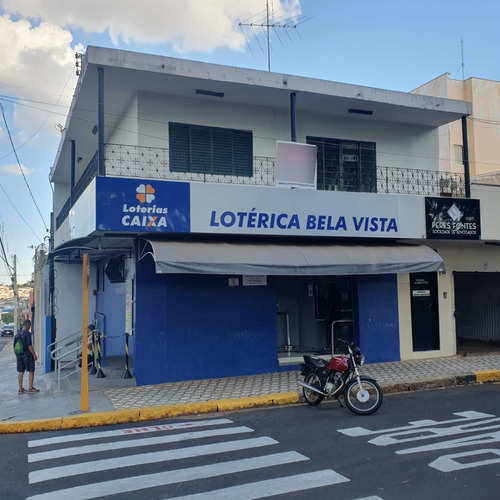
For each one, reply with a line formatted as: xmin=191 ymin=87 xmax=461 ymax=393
xmin=105 ymin=144 xmax=275 ymax=186
xmin=377 ymin=166 xmax=466 ymax=197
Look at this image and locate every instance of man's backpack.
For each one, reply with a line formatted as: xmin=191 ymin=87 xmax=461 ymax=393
xmin=14 ymin=333 xmax=24 ymax=355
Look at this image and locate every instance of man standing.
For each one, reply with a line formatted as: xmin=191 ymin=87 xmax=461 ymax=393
xmin=15 ymin=319 xmax=39 ymax=394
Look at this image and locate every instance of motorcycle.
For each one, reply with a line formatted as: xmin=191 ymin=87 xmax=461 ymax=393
xmin=297 ymin=338 xmax=383 ymax=415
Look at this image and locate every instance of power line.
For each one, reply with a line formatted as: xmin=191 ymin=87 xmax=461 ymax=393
xmin=0 ymin=103 xmax=48 ymax=232
xmin=0 ymin=67 xmax=75 ymax=161
xmin=0 ymin=183 xmax=43 ymax=242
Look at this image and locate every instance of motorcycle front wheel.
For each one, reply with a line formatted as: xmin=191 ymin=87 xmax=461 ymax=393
xmin=343 ymin=379 xmax=383 ymax=415
xmin=302 ymin=373 xmax=324 ymax=406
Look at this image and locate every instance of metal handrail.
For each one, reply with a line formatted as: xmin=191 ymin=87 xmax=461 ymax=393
xmin=47 ymin=333 xmax=86 ymax=391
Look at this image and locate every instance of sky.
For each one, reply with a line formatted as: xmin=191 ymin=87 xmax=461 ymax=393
xmin=0 ymin=0 xmax=499 ymax=284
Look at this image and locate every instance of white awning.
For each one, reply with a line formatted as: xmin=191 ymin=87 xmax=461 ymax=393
xmin=141 ymin=240 xmax=445 ymax=276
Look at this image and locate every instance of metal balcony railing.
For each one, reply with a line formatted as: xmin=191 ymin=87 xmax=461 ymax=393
xmin=105 ymin=143 xmax=275 ymax=186
xmin=55 ymin=143 xmax=467 ymax=229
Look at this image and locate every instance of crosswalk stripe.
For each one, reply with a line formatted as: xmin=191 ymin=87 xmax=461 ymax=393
xmin=168 ymin=470 xmax=350 ymax=499
xmin=29 ymin=436 xmax=278 ymax=484
xmin=28 ymin=418 xmax=233 ymax=448
xmin=28 ymin=426 xmax=253 ymax=463
xmin=26 ymin=451 xmax=309 ymax=500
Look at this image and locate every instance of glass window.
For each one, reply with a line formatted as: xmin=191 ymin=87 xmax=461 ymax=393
xmin=306 ymin=136 xmax=377 ymax=193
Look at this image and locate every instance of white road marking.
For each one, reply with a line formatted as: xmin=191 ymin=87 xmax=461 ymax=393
xmin=28 ymin=418 xmax=233 ymax=447
xmin=369 ymin=418 xmax=500 ymax=446
xmin=429 ymin=449 xmax=500 ymax=472
xmin=26 ymin=452 xmax=310 ymax=500
xmin=28 ymin=426 xmax=253 ymax=463
xmin=29 ymin=436 xmax=278 ymax=484
xmin=338 ymin=411 xmax=493 ymax=437
xmin=396 ymin=430 xmax=500 ymax=455
xmin=168 ymin=470 xmax=350 ymax=499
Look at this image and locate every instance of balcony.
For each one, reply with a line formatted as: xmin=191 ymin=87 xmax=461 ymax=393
xmin=55 ymin=143 xmax=466 ymax=229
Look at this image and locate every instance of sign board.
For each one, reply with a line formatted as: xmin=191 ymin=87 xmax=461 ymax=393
xmin=191 ymin=182 xmax=424 ymax=239
xmin=275 ymin=141 xmax=317 ymax=189
xmin=77 ymin=174 xmax=433 ymax=240
xmin=243 ymin=275 xmax=267 ymax=286
xmin=95 ymin=177 xmax=190 ymax=233
xmin=425 ymin=197 xmax=480 ymax=240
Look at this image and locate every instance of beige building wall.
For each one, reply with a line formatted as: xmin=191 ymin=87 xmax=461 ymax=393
xmin=413 ymin=74 xmax=500 ymax=177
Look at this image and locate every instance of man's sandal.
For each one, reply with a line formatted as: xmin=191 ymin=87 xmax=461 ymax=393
xmin=18 ymin=388 xmax=26 ymax=394
xmin=26 ymin=387 xmax=40 ymax=393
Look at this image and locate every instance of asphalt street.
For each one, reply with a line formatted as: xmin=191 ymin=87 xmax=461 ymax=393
xmin=1 ymin=383 xmax=499 ymax=499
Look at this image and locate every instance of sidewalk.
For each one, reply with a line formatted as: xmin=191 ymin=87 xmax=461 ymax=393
xmin=1 ymin=340 xmax=500 ymax=434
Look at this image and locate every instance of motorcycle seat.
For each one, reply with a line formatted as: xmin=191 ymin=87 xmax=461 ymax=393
xmin=303 ymin=355 xmax=328 ymax=368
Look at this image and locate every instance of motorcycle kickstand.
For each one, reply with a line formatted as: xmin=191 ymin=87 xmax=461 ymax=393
xmin=335 ymin=395 xmax=345 ymax=408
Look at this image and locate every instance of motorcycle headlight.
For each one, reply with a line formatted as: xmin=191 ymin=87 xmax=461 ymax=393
xmin=359 ymin=354 xmax=365 ymax=366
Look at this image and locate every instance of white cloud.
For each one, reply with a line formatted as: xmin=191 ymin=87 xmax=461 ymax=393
xmin=2 ymin=162 xmax=32 ymax=175
xmin=0 ymin=14 xmax=82 ymax=143
xmin=0 ymin=1 xmax=301 ymax=145
xmin=1 ymin=0 xmax=301 ymax=52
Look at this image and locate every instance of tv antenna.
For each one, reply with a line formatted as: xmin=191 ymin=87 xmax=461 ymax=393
xmin=461 ymin=38 xmax=465 ymax=80
xmin=239 ymin=0 xmax=311 ymax=72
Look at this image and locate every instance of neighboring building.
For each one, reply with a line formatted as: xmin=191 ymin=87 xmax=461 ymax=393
xmin=413 ymin=74 xmax=500 ymax=178
xmin=41 ymin=46 xmax=500 ymax=386
xmin=413 ymin=74 xmax=500 ymax=356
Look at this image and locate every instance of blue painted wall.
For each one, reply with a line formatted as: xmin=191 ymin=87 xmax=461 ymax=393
xmin=44 ymin=316 xmax=52 ymax=373
xmin=95 ymin=279 xmax=126 ymax=357
xmin=134 ymin=257 xmax=278 ymax=385
xmin=355 ymin=274 xmax=400 ymax=363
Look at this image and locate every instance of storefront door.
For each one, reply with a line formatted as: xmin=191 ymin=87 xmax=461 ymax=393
xmin=410 ymin=272 xmax=440 ymax=351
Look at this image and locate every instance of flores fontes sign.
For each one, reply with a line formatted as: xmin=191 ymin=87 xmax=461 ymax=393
xmin=425 ymin=197 xmax=481 ymax=240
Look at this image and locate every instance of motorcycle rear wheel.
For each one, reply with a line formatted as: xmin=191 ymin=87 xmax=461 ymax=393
xmin=343 ymin=379 xmax=383 ymax=415
xmin=303 ymin=373 xmax=324 ymax=406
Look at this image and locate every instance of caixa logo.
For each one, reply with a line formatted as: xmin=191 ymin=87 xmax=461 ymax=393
xmin=121 ymin=184 xmax=168 ymax=228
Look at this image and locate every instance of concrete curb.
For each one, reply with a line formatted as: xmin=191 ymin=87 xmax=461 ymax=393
xmin=0 ymin=392 xmax=300 ymax=434
xmin=1 ymin=370 xmax=499 ymax=434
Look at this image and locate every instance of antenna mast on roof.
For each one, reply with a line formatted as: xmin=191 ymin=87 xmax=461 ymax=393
xmin=461 ymin=38 xmax=465 ymax=80
xmin=239 ymin=0 xmax=311 ymax=72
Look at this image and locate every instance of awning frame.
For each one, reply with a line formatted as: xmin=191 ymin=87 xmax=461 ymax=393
xmin=140 ymin=239 xmax=445 ymax=276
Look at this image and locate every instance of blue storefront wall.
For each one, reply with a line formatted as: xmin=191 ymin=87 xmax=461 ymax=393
xmin=134 ymin=257 xmax=278 ymax=385
xmin=356 ymin=274 xmax=400 ymax=363
xmin=95 ymin=279 xmax=127 ymax=357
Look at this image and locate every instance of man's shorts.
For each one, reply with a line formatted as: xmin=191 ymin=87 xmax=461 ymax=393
xmin=16 ymin=354 xmax=35 ymax=373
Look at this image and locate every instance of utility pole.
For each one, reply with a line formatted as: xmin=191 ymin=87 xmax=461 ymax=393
xmin=12 ymin=255 xmax=19 ymax=332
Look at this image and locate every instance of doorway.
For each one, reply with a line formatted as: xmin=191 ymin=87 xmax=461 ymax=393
xmin=410 ymin=272 xmax=440 ymax=351
xmin=454 ymin=272 xmax=500 ymax=354
xmin=277 ymin=275 xmax=354 ymax=360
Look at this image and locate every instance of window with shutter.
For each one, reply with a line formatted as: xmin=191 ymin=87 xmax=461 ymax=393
xmin=169 ymin=123 xmax=253 ymax=177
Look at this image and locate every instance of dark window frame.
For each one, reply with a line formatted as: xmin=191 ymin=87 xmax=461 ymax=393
xmin=169 ymin=122 xmax=253 ymax=177
xmin=307 ymin=136 xmax=377 ymax=193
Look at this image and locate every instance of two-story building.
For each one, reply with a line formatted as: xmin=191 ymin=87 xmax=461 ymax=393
xmin=42 ymin=46 xmax=499 ymax=386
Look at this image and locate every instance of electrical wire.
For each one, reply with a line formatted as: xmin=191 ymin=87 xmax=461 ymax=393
xmin=0 ymin=183 xmax=43 ymax=242
xmin=0 ymin=69 xmax=75 ymax=161
xmin=0 ymin=103 xmax=48 ymax=232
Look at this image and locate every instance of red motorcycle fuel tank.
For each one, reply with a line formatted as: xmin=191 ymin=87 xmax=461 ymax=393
xmin=326 ymin=356 xmax=349 ymax=372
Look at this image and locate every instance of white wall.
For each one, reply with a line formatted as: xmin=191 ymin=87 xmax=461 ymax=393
xmin=109 ymin=94 xmax=139 ymax=146
xmin=471 ymin=183 xmax=500 ymax=240
xmin=53 ymin=261 xmax=96 ymax=342
xmin=137 ymin=91 xmax=441 ymax=171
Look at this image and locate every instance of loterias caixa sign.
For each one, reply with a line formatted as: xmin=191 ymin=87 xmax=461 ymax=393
xmin=425 ymin=197 xmax=481 ymax=240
